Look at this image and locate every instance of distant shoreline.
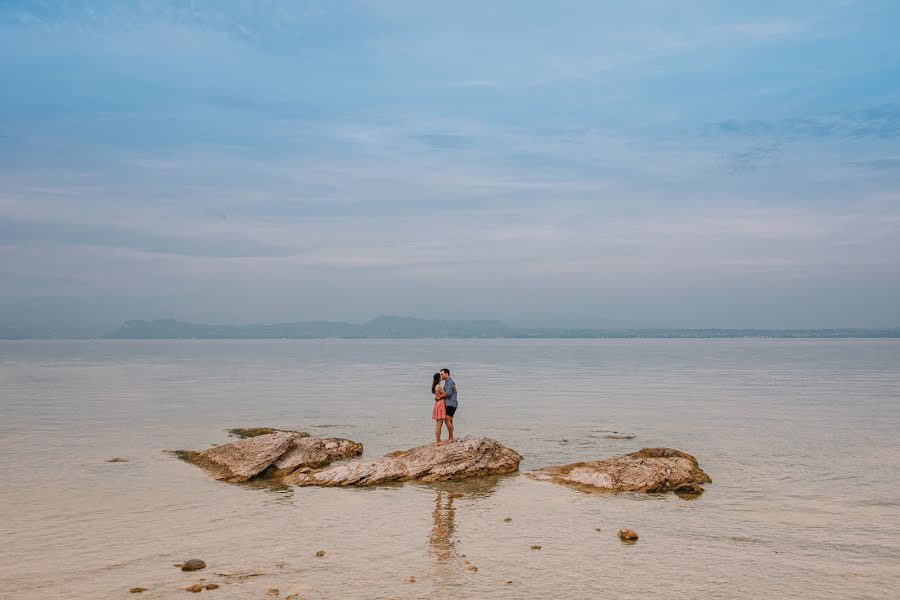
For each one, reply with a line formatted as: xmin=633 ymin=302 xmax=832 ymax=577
xmin=2 ymin=316 xmax=898 ymax=341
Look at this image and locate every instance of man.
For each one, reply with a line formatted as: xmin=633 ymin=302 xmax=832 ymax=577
xmin=439 ymin=368 xmax=458 ymax=443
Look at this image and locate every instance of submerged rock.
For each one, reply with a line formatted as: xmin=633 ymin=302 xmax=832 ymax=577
xmin=528 ymin=447 xmax=711 ymax=494
xmin=129 ymin=587 xmax=148 ymax=593
xmin=185 ymin=583 xmax=203 ymax=593
xmin=618 ymin=528 xmax=639 ymax=541
xmin=227 ymin=427 xmax=309 ymax=439
xmin=181 ymin=559 xmax=207 ymax=572
xmin=285 ymin=437 xmax=522 ymax=486
xmin=263 ymin=437 xmax=364 ymax=477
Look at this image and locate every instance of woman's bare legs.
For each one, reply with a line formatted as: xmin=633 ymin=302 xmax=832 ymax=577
xmin=434 ymin=419 xmax=445 ymax=445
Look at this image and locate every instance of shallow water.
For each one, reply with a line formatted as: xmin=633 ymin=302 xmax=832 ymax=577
xmin=1 ymin=339 xmax=899 ymax=599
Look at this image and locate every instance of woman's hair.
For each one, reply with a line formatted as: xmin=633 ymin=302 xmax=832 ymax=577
xmin=432 ymin=372 xmax=441 ymax=394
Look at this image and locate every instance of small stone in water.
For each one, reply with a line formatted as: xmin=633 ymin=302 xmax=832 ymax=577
xmin=130 ymin=588 xmax=147 ymax=593
xmin=405 ymin=576 xmax=416 ymax=583
xmin=618 ymin=528 xmax=639 ymax=542
xmin=466 ymin=565 xmax=478 ymax=573
xmin=503 ymin=517 xmax=512 ymax=523
xmin=181 ymin=559 xmax=207 ymax=572
xmin=530 ymin=545 xmax=542 ymax=550
xmin=266 ymin=588 xmax=280 ymax=596
xmin=185 ymin=584 xmax=203 ymax=593
xmin=106 ymin=457 xmax=129 ymax=463
xmin=315 ymin=549 xmax=326 ymax=557
xmin=205 ymin=584 xmax=219 ymax=590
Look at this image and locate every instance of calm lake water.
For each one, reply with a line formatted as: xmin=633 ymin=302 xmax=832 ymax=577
xmin=1 ymin=339 xmax=899 ymax=599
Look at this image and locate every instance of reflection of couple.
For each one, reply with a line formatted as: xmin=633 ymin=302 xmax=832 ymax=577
xmin=431 ymin=368 xmax=458 ymax=445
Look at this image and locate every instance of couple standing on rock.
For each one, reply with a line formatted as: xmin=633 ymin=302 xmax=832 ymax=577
xmin=431 ymin=368 xmax=458 ymax=445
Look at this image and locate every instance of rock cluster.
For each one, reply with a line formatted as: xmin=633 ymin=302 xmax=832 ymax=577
xmin=528 ymin=447 xmax=711 ymax=494
xmin=172 ymin=432 xmax=363 ymax=483
xmin=285 ymin=437 xmax=522 ymax=486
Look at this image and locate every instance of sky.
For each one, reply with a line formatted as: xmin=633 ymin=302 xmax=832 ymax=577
xmin=1 ymin=0 xmax=900 ymax=331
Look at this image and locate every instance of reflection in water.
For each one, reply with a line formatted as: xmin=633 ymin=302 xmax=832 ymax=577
xmin=429 ymin=490 xmax=457 ymax=561
xmin=239 ymin=477 xmax=295 ymax=503
xmin=426 ymin=476 xmax=505 ymax=561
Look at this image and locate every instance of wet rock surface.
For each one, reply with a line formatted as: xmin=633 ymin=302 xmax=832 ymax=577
xmin=528 ymin=447 xmax=711 ymax=494
xmin=284 ymin=436 xmax=522 ymax=486
xmin=618 ymin=528 xmax=639 ymax=541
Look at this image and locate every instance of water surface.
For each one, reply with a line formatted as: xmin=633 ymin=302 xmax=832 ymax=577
xmin=1 ymin=339 xmax=898 ymax=599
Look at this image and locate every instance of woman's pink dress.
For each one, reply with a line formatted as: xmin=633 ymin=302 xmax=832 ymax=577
xmin=432 ymin=384 xmax=447 ymax=420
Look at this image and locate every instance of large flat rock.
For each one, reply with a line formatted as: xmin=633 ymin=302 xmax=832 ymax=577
xmin=264 ymin=437 xmax=364 ymax=477
xmin=172 ymin=432 xmax=364 ymax=483
xmin=284 ymin=436 xmax=522 ymax=486
xmin=528 ymin=447 xmax=711 ymax=494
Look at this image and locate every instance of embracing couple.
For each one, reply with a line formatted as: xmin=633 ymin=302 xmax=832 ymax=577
xmin=431 ymin=368 xmax=458 ymax=445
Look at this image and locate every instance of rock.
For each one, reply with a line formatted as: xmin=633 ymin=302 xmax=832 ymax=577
xmin=528 ymin=447 xmax=711 ymax=494
xmin=467 ymin=565 xmax=478 ymax=573
xmin=106 ymin=457 xmax=129 ymax=463
xmin=266 ymin=589 xmax=279 ymax=596
xmin=181 ymin=559 xmax=207 ymax=572
xmin=205 ymin=584 xmax=219 ymax=590
xmin=530 ymin=545 xmax=542 ymax=550
xmin=405 ymin=576 xmax=416 ymax=583
xmin=227 ymin=427 xmax=309 ymax=439
xmin=185 ymin=584 xmax=203 ymax=593
xmin=285 ymin=437 xmax=522 ymax=486
xmin=604 ymin=433 xmax=635 ymax=440
xmin=172 ymin=432 xmax=301 ymax=482
xmin=130 ymin=587 xmax=148 ymax=593
xmin=618 ymin=528 xmax=639 ymax=541
xmin=264 ymin=437 xmax=364 ymax=477
xmin=315 ymin=550 xmax=326 ymax=557
xmin=503 ymin=517 xmax=512 ymax=523
xmin=505 ymin=580 xmax=513 ymax=584
xmin=595 ymin=528 xmax=602 ymax=533
xmin=285 ymin=595 xmax=299 ymax=600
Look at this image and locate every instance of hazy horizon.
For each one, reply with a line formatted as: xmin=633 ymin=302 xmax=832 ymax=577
xmin=2 ymin=2 xmax=900 ymax=330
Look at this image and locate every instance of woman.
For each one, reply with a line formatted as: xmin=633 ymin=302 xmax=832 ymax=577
xmin=432 ymin=372 xmax=447 ymax=445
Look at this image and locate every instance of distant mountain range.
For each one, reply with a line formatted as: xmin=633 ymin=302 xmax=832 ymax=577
xmin=90 ymin=317 xmax=900 ymax=339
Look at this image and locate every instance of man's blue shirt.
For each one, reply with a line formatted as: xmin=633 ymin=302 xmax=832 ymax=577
xmin=443 ymin=377 xmax=458 ymax=408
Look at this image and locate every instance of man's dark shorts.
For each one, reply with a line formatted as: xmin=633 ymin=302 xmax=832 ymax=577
xmin=445 ymin=405 xmax=457 ymax=417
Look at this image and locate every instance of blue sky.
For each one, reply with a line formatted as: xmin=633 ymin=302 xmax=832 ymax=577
xmin=1 ymin=1 xmax=899 ymax=330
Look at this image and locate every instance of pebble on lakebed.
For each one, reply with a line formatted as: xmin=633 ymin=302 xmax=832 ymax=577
xmin=129 ymin=587 xmax=147 ymax=593
xmin=185 ymin=583 xmax=203 ymax=593
xmin=315 ymin=549 xmax=326 ymax=557
xmin=530 ymin=545 xmax=542 ymax=550
xmin=266 ymin=588 xmax=279 ymax=596
xmin=205 ymin=584 xmax=219 ymax=590
xmin=618 ymin=528 xmax=639 ymax=542
xmin=181 ymin=559 xmax=207 ymax=571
